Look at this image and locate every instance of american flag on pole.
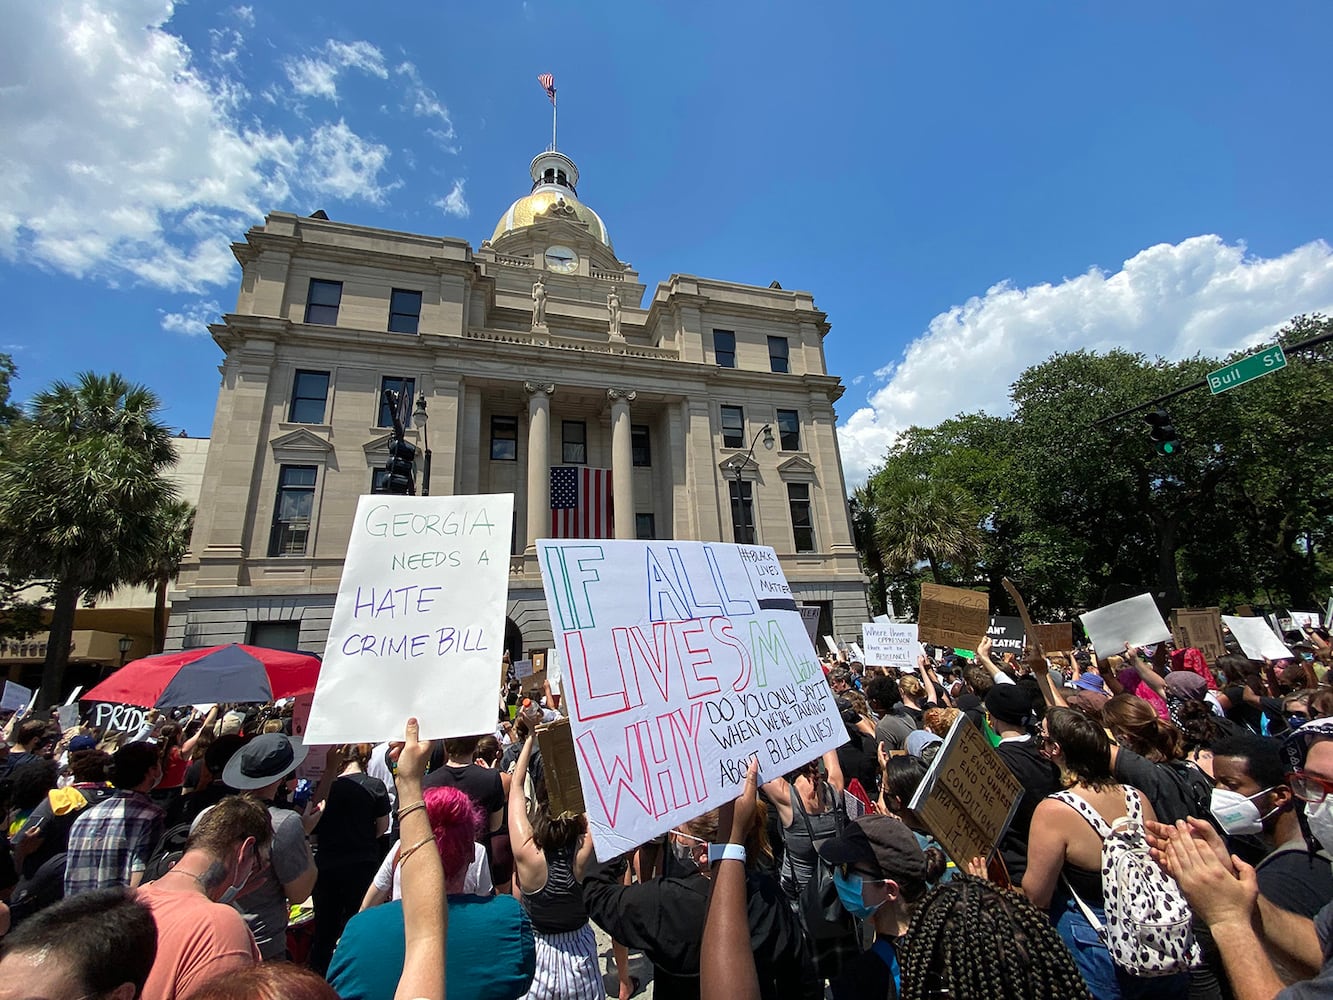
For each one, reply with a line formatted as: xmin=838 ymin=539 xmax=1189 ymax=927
xmin=550 ymin=466 xmax=613 ymax=538
xmin=538 ymin=73 xmax=556 ymax=105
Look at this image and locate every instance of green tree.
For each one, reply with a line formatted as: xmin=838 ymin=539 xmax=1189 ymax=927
xmin=873 ymin=477 xmax=984 ymax=586
xmin=0 ymin=373 xmax=179 ymax=707
xmin=128 ymin=499 xmax=196 ymax=654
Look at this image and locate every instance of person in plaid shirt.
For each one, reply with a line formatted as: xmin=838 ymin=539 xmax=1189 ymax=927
xmin=63 ymin=741 xmax=165 ymax=897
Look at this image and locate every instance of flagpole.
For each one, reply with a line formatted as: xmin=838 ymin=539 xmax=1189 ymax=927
xmin=552 ymin=90 xmax=557 ymax=151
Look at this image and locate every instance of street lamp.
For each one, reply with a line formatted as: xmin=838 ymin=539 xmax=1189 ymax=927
xmin=725 ymin=424 xmax=773 ymax=545
xmin=726 ymin=424 xmax=774 ymax=480
xmin=117 ymin=635 xmax=133 ymax=667
xmin=413 ymin=392 xmax=432 ymax=496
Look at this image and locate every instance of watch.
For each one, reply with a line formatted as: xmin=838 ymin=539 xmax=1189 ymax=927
xmin=708 ymin=843 xmax=747 ymax=865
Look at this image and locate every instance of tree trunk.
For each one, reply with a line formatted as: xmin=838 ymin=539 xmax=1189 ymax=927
xmin=153 ymin=578 xmax=168 ymax=653
xmin=874 ymin=567 xmax=889 ymax=617
xmin=39 ymin=578 xmax=80 ymax=710
xmin=1156 ymin=517 xmax=1183 ymax=611
xmin=926 ymin=552 xmax=943 ymax=585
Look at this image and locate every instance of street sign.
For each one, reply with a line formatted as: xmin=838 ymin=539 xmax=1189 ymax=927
xmin=1207 ymin=345 xmax=1286 ymax=395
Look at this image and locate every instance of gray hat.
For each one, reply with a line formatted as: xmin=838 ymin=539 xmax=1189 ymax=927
xmin=905 ymin=729 xmax=943 ymax=759
xmin=221 ymin=733 xmax=308 ymax=790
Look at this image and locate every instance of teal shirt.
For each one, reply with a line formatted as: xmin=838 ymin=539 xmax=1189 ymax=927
xmin=328 ymin=894 xmax=535 ymax=1000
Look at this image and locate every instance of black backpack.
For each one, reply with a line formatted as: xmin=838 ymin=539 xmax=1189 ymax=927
xmin=8 ymin=852 xmax=68 ymax=925
xmin=142 ymin=821 xmax=193 ymax=882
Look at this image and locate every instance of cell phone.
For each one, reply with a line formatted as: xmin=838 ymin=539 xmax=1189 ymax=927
xmin=293 ymin=779 xmax=312 ymax=810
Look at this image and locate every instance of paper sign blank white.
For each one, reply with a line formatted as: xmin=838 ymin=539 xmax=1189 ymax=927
xmin=1079 ymin=594 xmax=1171 ymax=657
xmin=1222 ymin=615 xmax=1293 ymax=661
xmin=56 ymin=704 xmax=79 ymax=730
xmin=823 ymin=635 xmax=840 ymax=655
xmin=304 ymin=493 xmax=515 ymax=743
xmin=63 ymin=686 xmax=83 ymax=706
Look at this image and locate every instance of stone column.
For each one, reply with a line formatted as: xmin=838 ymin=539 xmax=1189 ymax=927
xmin=524 ymin=382 xmax=554 ymax=554
xmin=608 ymin=389 xmax=637 ymax=539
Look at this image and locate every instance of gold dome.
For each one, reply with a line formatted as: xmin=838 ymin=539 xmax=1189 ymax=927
xmin=492 ymin=188 xmax=613 ymax=251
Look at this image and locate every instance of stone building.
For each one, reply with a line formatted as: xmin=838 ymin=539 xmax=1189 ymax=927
xmin=168 ymin=147 xmax=867 ymax=656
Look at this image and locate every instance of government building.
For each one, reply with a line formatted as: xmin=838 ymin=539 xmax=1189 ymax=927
xmin=168 ymin=146 xmax=868 ymax=658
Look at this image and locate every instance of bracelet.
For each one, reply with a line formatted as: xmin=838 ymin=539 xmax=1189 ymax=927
xmin=707 ymin=843 xmax=746 ymax=865
xmin=397 ymin=801 xmax=426 ymax=822
xmin=396 ymin=835 xmax=436 ymax=868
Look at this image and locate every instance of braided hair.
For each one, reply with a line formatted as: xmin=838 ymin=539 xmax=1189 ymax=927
xmin=899 ymin=874 xmax=1090 ymax=1000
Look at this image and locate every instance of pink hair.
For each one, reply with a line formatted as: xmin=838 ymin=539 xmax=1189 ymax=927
xmin=424 ymin=785 xmax=484 ymax=878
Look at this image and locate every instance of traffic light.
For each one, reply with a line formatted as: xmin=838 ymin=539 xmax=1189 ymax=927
xmin=1144 ymin=408 xmax=1180 ymax=456
xmin=384 ymin=438 xmax=417 ymax=494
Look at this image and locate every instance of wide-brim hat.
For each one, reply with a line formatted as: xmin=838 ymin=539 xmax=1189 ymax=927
xmin=222 ymin=733 xmax=308 ymax=790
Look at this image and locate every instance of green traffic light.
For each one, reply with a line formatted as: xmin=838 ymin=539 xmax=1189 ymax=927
xmin=1161 ymin=441 xmax=1176 ymax=455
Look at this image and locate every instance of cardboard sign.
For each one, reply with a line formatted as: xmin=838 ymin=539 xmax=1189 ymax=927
xmin=537 ymin=717 xmax=585 ymax=816
xmin=1171 ymin=608 xmax=1228 ymax=663
xmin=862 ymin=623 xmax=920 ymax=671
xmin=1 ymin=681 xmax=31 ymax=714
xmin=1222 ymin=615 xmax=1293 ymax=661
xmin=1079 ymin=593 xmax=1171 ymax=658
xmin=1235 ymin=604 xmax=1255 ymax=617
xmin=986 ymin=615 xmax=1027 ymax=656
xmin=537 ymin=539 xmax=846 ymax=861
xmin=305 ymin=493 xmax=514 ymax=743
xmin=1029 ymin=622 xmax=1075 ymax=653
xmin=917 ymin=583 xmax=989 ymax=651
xmin=907 ymin=714 xmax=1023 ymax=868
xmin=797 ymin=606 xmax=821 ymax=649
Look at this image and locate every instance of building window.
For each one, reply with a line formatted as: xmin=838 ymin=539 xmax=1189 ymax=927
xmin=269 ymin=465 xmax=317 ymax=556
xmin=289 ymin=370 xmax=330 ymax=424
xmin=776 ymin=409 xmax=801 ymax=451
xmin=768 ymin=336 xmax=790 ymax=373
xmin=370 ymin=468 xmax=391 ymax=494
xmin=729 ymin=480 xmax=755 ymax=545
xmin=635 ymin=513 xmax=656 ymax=540
xmin=491 ymin=415 xmax=518 ymax=461
xmin=788 ymin=483 xmax=815 ymax=552
xmin=304 ymin=279 xmax=342 ymax=325
xmin=389 ymin=289 xmax=423 ymax=334
xmin=720 ymin=405 xmax=745 ymax=449
xmin=713 ymin=330 xmax=736 ymax=368
xmin=248 ymin=621 xmax=301 ymax=650
xmin=562 ymin=421 xmax=587 ymax=464
xmin=378 ymin=376 xmax=416 ymax=428
xmin=631 ymin=425 xmax=651 ymax=467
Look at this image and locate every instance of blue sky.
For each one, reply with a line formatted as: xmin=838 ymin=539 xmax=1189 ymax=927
xmin=3 ymin=1 xmax=1331 ymax=483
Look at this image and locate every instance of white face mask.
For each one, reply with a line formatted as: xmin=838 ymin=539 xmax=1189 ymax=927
xmin=1210 ymin=787 xmax=1278 ymax=836
xmin=1307 ymin=797 xmax=1333 ymax=852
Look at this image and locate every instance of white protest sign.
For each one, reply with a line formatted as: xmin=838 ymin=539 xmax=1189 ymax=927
xmin=1079 ymin=594 xmax=1171 ymax=658
xmin=514 ymin=658 xmax=535 ymax=679
xmin=63 ymin=686 xmax=83 ymax=707
xmin=1291 ymin=611 xmax=1320 ymax=631
xmin=850 ymin=642 xmax=866 ymax=663
xmin=862 ymin=623 xmax=921 ymax=671
xmin=537 ymin=539 xmax=847 ymax=861
xmin=823 ymin=635 xmax=840 ymax=656
xmin=1222 ymin=615 xmax=1294 ymax=661
xmin=305 ymin=493 xmax=515 ymax=743
xmin=1 ymin=681 xmax=32 ymax=714
xmin=56 ymin=703 xmax=80 ymax=730
xmin=547 ymin=647 xmax=562 ymax=686
xmin=873 ymin=614 xmax=892 ymax=624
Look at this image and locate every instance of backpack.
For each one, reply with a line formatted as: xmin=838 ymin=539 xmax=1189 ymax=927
xmin=1053 ymin=788 xmax=1201 ymax=977
xmin=142 ymin=821 xmax=193 ymax=883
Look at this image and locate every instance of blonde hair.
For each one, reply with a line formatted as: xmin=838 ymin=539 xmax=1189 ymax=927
xmin=900 ymin=676 xmax=925 ymax=700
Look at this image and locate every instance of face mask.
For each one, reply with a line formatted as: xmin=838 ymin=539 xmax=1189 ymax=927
xmin=220 ymin=848 xmax=256 ymax=904
xmin=671 ymin=832 xmax=705 ymax=870
xmin=832 ymin=868 xmax=886 ymax=920
xmin=1210 ymin=787 xmax=1278 ymax=836
xmin=1306 ymin=797 xmax=1333 ymax=852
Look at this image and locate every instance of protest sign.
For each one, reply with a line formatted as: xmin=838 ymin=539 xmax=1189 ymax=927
xmin=56 ymin=703 xmax=80 ymax=730
xmin=1222 ymin=615 xmax=1293 ymax=661
xmin=1291 ymin=611 xmax=1320 ymax=631
xmin=917 ymin=584 xmax=989 ymax=652
xmin=850 ymin=642 xmax=866 ymax=664
xmin=873 ymin=614 xmax=892 ymax=624
xmin=514 ymin=658 xmax=535 ymax=679
xmin=797 ymin=606 xmax=821 ymax=650
xmin=290 ymin=692 xmax=331 ymax=784
xmin=907 ymin=714 xmax=1023 ymax=869
xmin=547 ymin=647 xmax=562 ymax=689
xmin=1235 ymin=604 xmax=1255 ymax=617
xmin=1000 ymin=578 xmax=1072 ymax=654
xmin=1079 ymin=593 xmax=1171 ymax=657
xmin=862 ymin=623 xmax=920 ymax=671
xmin=537 ymin=717 xmax=585 ymax=816
xmin=986 ymin=616 xmax=1027 ymax=656
xmin=63 ymin=686 xmax=83 ymax=707
xmin=87 ymin=701 xmax=147 ymax=734
xmin=304 ymin=493 xmax=514 ymax=743
xmin=822 ymin=635 xmax=840 ymax=656
xmin=1171 ymin=608 xmax=1228 ymax=663
xmin=1 ymin=681 xmax=31 ymax=714
xmin=537 ymin=539 xmax=846 ymax=861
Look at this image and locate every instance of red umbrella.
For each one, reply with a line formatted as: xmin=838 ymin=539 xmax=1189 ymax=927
xmin=82 ymin=643 xmax=320 ymax=708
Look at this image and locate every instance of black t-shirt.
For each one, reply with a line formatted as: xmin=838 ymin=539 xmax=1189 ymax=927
xmin=829 ymin=940 xmax=898 ymax=1000
xmin=1257 ymin=847 xmax=1333 ymax=919
xmin=317 ymin=772 xmax=391 ymax=867
xmin=421 ymin=762 xmax=504 ymax=816
xmin=837 ymin=729 xmax=879 ymax=799
xmin=994 ymin=737 xmax=1062 ymax=885
xmin=1112 ymin=749 xmax=1211 ymax=824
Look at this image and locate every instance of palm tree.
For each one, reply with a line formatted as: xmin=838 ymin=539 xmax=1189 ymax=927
xmin=129 ymin=500 xmax=196 ymax=653
xmin=873 ymin=479 xmax=983 ymax=585
xmin=0 ymin=373 xmax=178 ymax=706
xmin=850 ymin=483 xmax=890 ymax=615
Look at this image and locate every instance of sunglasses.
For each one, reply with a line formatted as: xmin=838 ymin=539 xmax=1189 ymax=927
xmin=1288 ymin=771 xmax=1333 ymax=804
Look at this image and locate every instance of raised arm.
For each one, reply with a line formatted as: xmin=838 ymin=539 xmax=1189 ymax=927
xmin=975 ymin=637 xmax=1013 ymax=684
xmin=507 ymin=734 xmax=537 ymax=849
xmin=1125 ymin=645 xmax=1167 ymax=696
xmin=392 ymin=718 xmax=446 ymax=1000
xmin=702 ymin=759 xmax=761 ymax=1000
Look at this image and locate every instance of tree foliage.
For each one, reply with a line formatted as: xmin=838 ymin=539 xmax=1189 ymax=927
xmin=854 ymin=314 xmax=1333 ymax=620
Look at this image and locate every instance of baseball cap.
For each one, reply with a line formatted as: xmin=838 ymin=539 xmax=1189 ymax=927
xmin=68 ymin=735 xmax=98 ymax=752
xmin=817 ymin=815 xmax=928 ymax=882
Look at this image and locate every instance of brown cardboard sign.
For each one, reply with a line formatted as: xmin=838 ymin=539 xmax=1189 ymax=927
xmin=1235 ymin=604 xmax=1255 ymax=617
xmin=1172 ymin=608 xmax=1228 ymax=664
xmin=536 ymin=717 xmax=585 ymax=817
xmin=1030 ymin=622 xmax=1075 ymax=653
xmin=907 ymin=714 xmax=1023 ymax=869
xmin=917 ymin=583 xmax=989 ymax=651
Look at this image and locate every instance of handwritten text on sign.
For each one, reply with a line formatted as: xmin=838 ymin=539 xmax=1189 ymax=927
xmin=862 ymin=623 xmax=920 ymax=669
xmin=305 ymin=493 xmax=515 ymax=744
xmin=537 ymin=539 xmax=847 ymax=861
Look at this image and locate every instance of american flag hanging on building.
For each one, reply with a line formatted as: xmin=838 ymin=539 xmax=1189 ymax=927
xmin=550 ymin=466 xmax=613 ymax=539
xmin=538 ymin=73 xmax=556 ymax=105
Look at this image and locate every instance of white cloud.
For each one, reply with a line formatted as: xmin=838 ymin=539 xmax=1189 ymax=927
xmin=434 ymin=179 xmax=470 ymax=219
xmin=285 ymin=39 xmax=387 ymax=101
xmin=396 ymin=62 xmax=455 ymax=144
xmin=837 ymin=235 xmax=1333 ymax=485
xmin=305 ymin=120 xmax=393 ymax=204
xmin=230 ymin=5 xmax=254 ymax=26
xmin=159 ymin=299 xmax=221 ymax=336
xmin=0 ymin=3 xmax=398 ymax=293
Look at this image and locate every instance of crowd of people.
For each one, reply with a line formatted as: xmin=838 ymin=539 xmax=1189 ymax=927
xmin=3 ymin=621 xmax=1333 ymax=999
